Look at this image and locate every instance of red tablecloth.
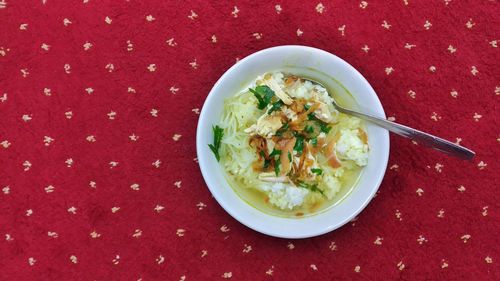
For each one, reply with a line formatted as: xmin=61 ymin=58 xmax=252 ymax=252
xmin=1 ymin=1 xmax=498 ymax=280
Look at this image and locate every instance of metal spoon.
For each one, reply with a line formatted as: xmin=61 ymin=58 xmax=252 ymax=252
xmin=309 ymin=79 xmax=475 ymax=160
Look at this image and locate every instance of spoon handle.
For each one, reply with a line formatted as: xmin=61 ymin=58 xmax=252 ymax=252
xmin=337 ymin=107 xmax=475 ymax=160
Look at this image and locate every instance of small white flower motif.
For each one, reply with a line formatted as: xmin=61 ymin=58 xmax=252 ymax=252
xmin=65 ymin=111 xmax=73 ymax=119
xmin=154 ymin=204 xmax=165 ymax=213
xmin=112 ymin=255 xmax=120 ymax=265
xmin=105 ymin=16 xmax=112 ymax=24
xmin=417 ymin=235 xmax=428 ymax=244
xmin=495 ymin=86 xmax=500 ymax=95
xmin=41 ymin=43 xmax=50 ymax=51
xmin=408 ymin=90 xmax=416 ymax=99
xmin=435 ymin=163 xmax=444 ymax=172
xmin=105 ymin=63 xmax=115 ymax=72
xmin=457 ymin=185 xmax=466 ymax=192
xmin=430 ymin=112 xmax=442 ymax=122
xmin=196 ymin=202 xmax=206 ymax=210
xmin=70 ymin=255 xmax=78 ymax=264
xmin=132 ymin=229 xmax=142 ymax=238
xmin=22 ymin=114 xmax=32 ymax=122
xmin=222 ymin=272 xmax=232 ymax=279
xmin=23 ymin=160 xmax=32 ymax=171
xmin=176 ymin=229 xmax=185 ymax=237
xmin=395 ymin=209 xmax=402 ymax=221
xmin=0 ymin=47 xmax=9 ymax=57
xmin=266 ymin=266 xmax=274 ymax=275
xmin=231 ymin=6 xmax=239 ymax=18
xmin=20 ymin=69 xmax=29 ymax=77
xmin=107 ymin=111 xmax=116 ymax=120
xmin=489 ymin=40 xmax=498 ymax=48
xmin=473 ymin=112 xmax=482 ymax=122
xmin=146 ymin=15 xmax=155 ymax=22
xmin=85 ymin=87 xmax=94 ymax=94
xmin=447 ymin=45 xmax=457 ymax=53
xmin=150 ymin=109 xmax=159 ymax=117
xmin=211 ymin=35 xmax=217 ymax=43
xmin=188 ymin=10 xmax=198 ymax=20
xmin=0 ymin=93 xmax=7 ymax=102
xmin=111 ymin=206 xmax=120 ymax=213
xmin=89 ymin=181 xmax=97 ymax=188
xmin=287 ymin=242 xmax=295 ymax=250
xmin=252 ymin=33 xmax=263 ymax=40
xmin=20 ymin=23 xmax=28 ymax=30
xmin=373 ymin=236 xmax=383 ymax=245
xmin=86 ymin=135 xmax=96 ymax=142
xmin=43 ymin=88 xmax=52 ymax=96
xmin=169 ymin=86 xmax=179 ymax=94
xmin=387 ymin=116 xmax=396 ymax=122
xmin=465 ymin=18 xmax=475 ymax=29
xmin=389 ymin=164 xmax=399 ymax=171
xmin=461 ymin=234 xmax=471 ymax=243
xmin=156 ymin=255 xmax=165 ymax=264
xmin=315 ymin=3 xmax=325 ymax=13
xmin=166 ymin=38 xmax=177 ymax=47
xmin=403 ymin=0 xmax=409 ymax=5
xmin=126 ymin=40 xmax=133 ymax=51
xmin=130 ymin=183 xmax=140 ymax=191
xmin=201 ymin=250 xmax=208 ymax=258
xmin=5 ymin=234 xmax=13 ymax=241
xmin=296 ymin=29 xmax=303 ymax=37
xmin=397 ymin=261 xmax=405 ymax=271
xmin=385 ymin=67 xmax=394 ymax=75
xmin=28 ymin=257 xmax=36 ymax=266
xmin=64 ymin=64 xmax=71 ymax=74
xmin=404 ymin=43 xmax=416 ymax=50
xmin=63 ymin=18 xmax=72 ymax=26
xmin=381 ymin=20 xmax=391 ymax=29
xmin=191 ymin=108 xmax=200 ymax=114
xmin=329 ymin=241 xmax=337 ymax=251
xmin=83 ymin=42 xmax=93 ymax=50
xmin=109 ymin=161 xmax=119 ymax=168
xmin=0 ymin=1 xmax=7 ymax=9
xmin=429 ymin=66 xmax=437 ymax=72
xmin=482 ymin=206 xmax=489 ymax=216
xmin=359 ymin=1 xmax=368 ymax=9
xmin=174 ymin=181 xmax=182 ymax=188
xmin=2 ymin=186 xmax=10 ymax=194
xmin=45 ymin=185 xmax=55 ymax=193
xmin=90 ymin=231 xmax=101 ymax=238
xmin=437 ymin=209 xmax=445 ymax=218
xmin=147 ymin=64 xmax=157 ymax=72
xmin=477 ymin=161 xmax=487 ymax=170
xmin=416 ymin=188 xmax=424 ymax=196
xmin=338 ymin=25 xmax=346 ymax=36
xmin=67 ymin=206 xmax=77 ymax=214
xmin=242 ymin=244 xmax=252 ymax=253
xmin=441 ymin=259 xmax=449 ymax=269
xmin=354 ymin=265 xmax=361 ymax=273
xmin=152 ymin=159 xmax=161 ymax=168
xmin=189 ymin=59 xmax=198 ymax=69
xmin=471 ymin=66 xmax=478 ymax=76
xmin=43 ymin=136 xmax=54 ymax=146
xmin=220 ymin=225 xmax=230 ymax=233
xmin=444 ymin=0 xmax=452 ymax=5
xmin=26 ymin=209 xmax=33 ymax=216
xmin=47 ymin=231 xmax=58 ymax=238
xmin=424 ymin=20 xmax=432 ymax=30
xmin=193 ymin=157 xmax=199 ymax=163
xmin=310 ymin=264 xmax=318 ymax=271
xmin=275 ymin=4 xmax=282 ymax=14
xmin=450 ymin=89 xmax=458 ymax=98
xmin=129 ymin=134 xmax=139 ymax=141
xmin=485 ymin=256 xmax=493 ymax=264
xmin=172 ymin=134 xmax=182 ymax=141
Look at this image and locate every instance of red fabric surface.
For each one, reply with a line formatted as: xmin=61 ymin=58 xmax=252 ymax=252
xmin=0 ymin=1 xmax=499 ymax=280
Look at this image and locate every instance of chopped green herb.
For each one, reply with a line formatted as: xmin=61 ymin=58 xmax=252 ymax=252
xmin=274 ymin=158 xmax=281 ymax=176
xmin=293 ymin=135 xmax=305 ymax=154
xmin=307 ymin=112 xmax=316 ymax=120
xmin=318 ymin=121 xmax=332 ymax=133
xmin=275 ymin=123 xmax=289 ymax=137
xmin=264 ymin=158 xmax=271 ymax=169
xmin=259 ymin=151 xmax=265 ymax=158
xmin=304 ymin=125 xmax=314 ymax=134
xmin=288 ymin=151 xmax=292 ymax=162
xmin=311 ymin=137 xmax=318 ymax=147
xmin=304 ymin=104 xmax=311 ymax=111
xmin=267 ymin=100 xmax=284 ymax=114
xmin=311 ymin=168 xmax=323 ymax=175
xmin=269 ymin=148 xmax=282 ymax=158
xmin=208 ymin=125 xmax=224 ymax=162
xmin=297 ymin=181 xmax=325 ymax=196
xmin=249 ymin=85 xmax=274 ymax=110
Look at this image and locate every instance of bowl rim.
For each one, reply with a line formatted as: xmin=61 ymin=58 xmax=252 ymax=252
xmin=196 ymin=45 xmax=389 ymax=238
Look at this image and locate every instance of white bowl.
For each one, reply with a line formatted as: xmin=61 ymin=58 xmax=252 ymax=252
xmin=196 ymin=45 xmax=389 ymax=238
